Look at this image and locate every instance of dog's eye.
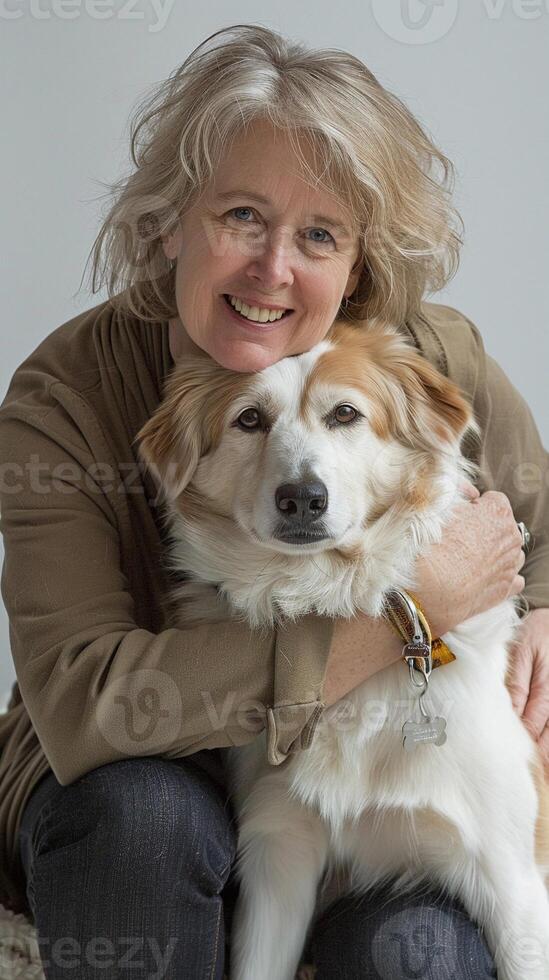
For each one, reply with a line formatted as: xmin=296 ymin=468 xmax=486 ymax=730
xmin=236 ymin=408 xmax=262 ymax=430
xmin=334 ymin=404 xmax=358 ymax=424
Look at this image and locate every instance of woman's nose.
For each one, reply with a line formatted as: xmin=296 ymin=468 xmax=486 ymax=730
xmin=245 ymin=228 xmax=295 ymax=288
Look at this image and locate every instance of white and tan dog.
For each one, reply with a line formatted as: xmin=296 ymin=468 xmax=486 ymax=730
xmin=137 ymin=321 xmax=549 ymax=980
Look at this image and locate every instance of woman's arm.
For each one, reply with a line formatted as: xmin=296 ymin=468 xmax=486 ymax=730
xmin=473 ymin=343 xmax=549 ymax=759
xmin=0 ymin=410 xmax=334 ymax=779
xmin=461 ymin=317 xmax=549 ymax=612
xmin=321 ymin=486 xmax=526 ymax=707
xmin=322 ymin=613 xmax=403 ymax=707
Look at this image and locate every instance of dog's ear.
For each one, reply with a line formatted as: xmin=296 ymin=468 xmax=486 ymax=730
xmin=134 ymin=367 xmax=207 ymax=502
xmin=393 ymin=350 xmax=475 ymax=451
xmin=326 ymin=323 xmax=476 ymax=453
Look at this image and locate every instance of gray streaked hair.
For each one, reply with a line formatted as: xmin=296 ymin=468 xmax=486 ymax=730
xmin=84 ymin=23 xmax=463 ymax=326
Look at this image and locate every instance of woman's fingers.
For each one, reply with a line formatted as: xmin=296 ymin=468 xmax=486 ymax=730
xmin=459 ymin=479 xmax=480 ymax=501
xmin=506 ymin=641 xmax=533 ymax=717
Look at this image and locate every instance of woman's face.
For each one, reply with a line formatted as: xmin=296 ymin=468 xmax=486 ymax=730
xmin=162 ymin=119 xmax=362 ymax=373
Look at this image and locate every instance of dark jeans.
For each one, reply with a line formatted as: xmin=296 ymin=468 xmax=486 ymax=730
xmin=18 ymin=752 xmax=496 ymax=979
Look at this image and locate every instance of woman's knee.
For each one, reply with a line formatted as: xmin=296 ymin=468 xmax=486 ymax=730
xmin=309 ymin=885 xmax=496 ymax=979
xmin=27 ymin=754 xmax=236 ymax=890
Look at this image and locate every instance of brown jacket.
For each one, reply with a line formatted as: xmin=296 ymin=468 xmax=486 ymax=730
xmin=0 ymin=297 xmax=548 ymax=916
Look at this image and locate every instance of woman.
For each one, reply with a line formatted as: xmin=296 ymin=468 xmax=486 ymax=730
xmin=1 ymin=23 xmax=547 ymax=980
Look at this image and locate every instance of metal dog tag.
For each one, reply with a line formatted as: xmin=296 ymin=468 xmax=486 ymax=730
xmin=402 ymin=715 xmax=447 ymax=752
xmin=402 ymin=665 xmax=447 ymax=752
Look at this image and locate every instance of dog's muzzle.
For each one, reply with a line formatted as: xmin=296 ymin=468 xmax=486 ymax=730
xmin=273 ymin=480 xmax=330 ymax=544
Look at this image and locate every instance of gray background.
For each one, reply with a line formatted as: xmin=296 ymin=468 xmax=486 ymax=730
xmin=1 ymin=1 xmax=548 ymax=705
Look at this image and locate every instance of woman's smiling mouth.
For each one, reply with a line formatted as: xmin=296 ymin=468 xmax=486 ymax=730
xmin=222 ymin=294 xmax=295 ymax=331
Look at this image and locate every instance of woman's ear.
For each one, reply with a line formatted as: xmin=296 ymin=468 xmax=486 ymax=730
xmin=160 ymin=220 xmax=183 ymax=262
xmin=344 ymin=253 xmax=362 ymax=299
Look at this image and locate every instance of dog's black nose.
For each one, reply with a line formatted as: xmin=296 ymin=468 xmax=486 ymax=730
xmin=275 ymin=481 xmax=328 ymax=523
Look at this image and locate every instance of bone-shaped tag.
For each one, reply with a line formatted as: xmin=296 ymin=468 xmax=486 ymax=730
xmin=402 ymin=716 xmax=447 ymax=752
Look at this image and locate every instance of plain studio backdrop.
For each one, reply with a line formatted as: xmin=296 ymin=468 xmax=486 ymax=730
xmin=1 ymin=1 xmax=548 ymax=705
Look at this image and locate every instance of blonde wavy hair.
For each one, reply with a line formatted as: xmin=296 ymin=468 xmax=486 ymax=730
xmin=85 ymin=23 xmax=463 ymax=326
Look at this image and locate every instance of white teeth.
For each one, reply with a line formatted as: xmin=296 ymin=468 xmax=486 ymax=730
xmin=228 ymin=295 xmax=288 ymax=322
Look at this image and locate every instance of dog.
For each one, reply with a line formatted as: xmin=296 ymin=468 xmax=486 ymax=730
xmin=136 ymin=319 xmax=549 ymax=980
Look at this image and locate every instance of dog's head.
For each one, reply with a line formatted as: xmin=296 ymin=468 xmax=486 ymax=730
xmin=136 ymin=322 xmax=478 ymax=554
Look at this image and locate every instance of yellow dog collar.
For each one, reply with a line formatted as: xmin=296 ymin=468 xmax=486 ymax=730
xmin=384 ymin=589 xmax=456 ymax=669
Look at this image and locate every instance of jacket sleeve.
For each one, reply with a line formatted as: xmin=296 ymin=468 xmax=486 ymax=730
xmin=0 ymin=408 xmax=334 ymax=784
xmin=468 ymin=323 xmax=549 ymax=612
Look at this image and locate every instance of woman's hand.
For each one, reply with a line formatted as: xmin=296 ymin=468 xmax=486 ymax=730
xmin=506 ymin=608 xmax=549 ymax=766
xmin=413 ymin=483 xmax=526 ymax=638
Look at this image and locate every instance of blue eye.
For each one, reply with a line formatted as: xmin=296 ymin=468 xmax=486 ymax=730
xmin=307 ymin=228 xmax=334 ymax=245
xmin=231 ymin=207 xmax=255 ymax=221
xmin=229 ymin=208 xmax=334 ymax=245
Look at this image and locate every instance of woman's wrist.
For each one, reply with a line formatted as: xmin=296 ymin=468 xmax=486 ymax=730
xmin=322 ymin=611 xmax=404 ymax=707
xmin=412 ymin=555 xmax=454 ymax=638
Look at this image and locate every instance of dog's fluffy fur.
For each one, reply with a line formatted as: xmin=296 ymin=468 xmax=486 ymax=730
xmin=137 ymin=321 xmax=549 ymax=980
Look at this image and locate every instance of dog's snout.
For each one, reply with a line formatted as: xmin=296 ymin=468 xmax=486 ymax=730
xmin=275 ymin=481 xmax=328 ymax=523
